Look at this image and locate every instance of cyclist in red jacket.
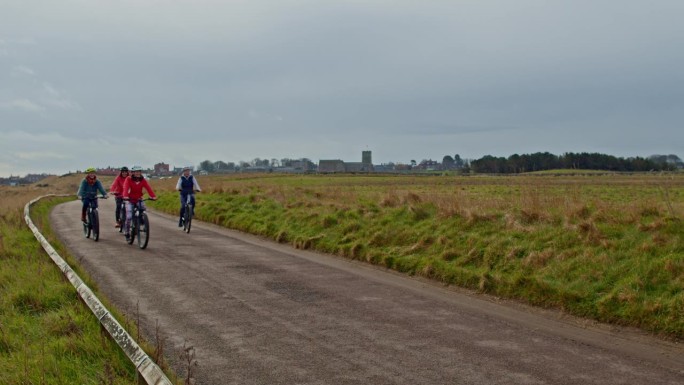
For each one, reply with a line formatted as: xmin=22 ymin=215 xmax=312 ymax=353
xmin=109 ymin=166 xmax=129 ymax=228
xmin=122 ymin=166 xmax=157 ymax=240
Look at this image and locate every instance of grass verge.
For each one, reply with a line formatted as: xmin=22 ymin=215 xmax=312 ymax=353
xmin=1 ymin=175 xmax=180 ymax=384
xmin=0 ymin=196 xmax=137 ymax=384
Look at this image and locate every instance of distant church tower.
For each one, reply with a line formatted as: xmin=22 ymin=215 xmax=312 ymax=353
xmin=362 ymin=150 xmax=372 ymax=165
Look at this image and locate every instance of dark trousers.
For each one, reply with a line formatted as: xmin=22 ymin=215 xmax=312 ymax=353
xmin=115 ymin=197 xmax=124 ymax=223
xmin=81 ymin=197 xmax=98 ymax=220
xmin=179 ymin=192 xmax=195 ymax=219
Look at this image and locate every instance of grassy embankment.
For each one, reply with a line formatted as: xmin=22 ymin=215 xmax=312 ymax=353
xmin=153 ymin=172 xmax=684 ymax=339
xmin=0 ymin=176 xmax=175 ymax=385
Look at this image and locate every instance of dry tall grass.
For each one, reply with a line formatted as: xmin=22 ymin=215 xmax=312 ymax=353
xmin=0 ymin=174 xmax=108 ymax=214
xmin=169 ymin=173 xmax=684 ymax=226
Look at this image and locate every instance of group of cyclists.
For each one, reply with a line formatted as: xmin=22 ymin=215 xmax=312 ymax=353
xmin=76 ymin=165 xmax=201 ymax=242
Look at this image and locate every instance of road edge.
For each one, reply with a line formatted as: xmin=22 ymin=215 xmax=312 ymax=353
xmin=24 ymin=195 xmax=173 ymax=385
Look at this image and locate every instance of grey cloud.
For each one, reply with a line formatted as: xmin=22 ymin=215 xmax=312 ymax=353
xmin=11 ymin=65 xmax=35 ymax=76
xmin=0 ymin=98 xmax=44 ymax=112
xmin=1 ymin=1 xmax=683 ymax=176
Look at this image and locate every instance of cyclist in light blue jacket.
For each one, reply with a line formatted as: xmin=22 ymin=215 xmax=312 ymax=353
xmin=76 ymin=167 xmax=108 ymax=223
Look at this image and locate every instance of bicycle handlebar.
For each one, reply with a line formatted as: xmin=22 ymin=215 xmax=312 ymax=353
xmin=78 ymin=195 xmax=108 ymax=200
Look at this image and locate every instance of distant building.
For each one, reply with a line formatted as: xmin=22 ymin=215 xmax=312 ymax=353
xmin=344 ymin=162 xmax=373 ymax=172
xmin=291 ymin=159 xmax=316 ymax=172
xmin=362 ymin=150 xmax=372 ymax=165
xmin=318 ymin=160 xmax=346 ymax=173
xmin=373 ymin=163 xmax=396 ymax=173
xmin=0 ymin=175 xmax=21 ymax=186
xmin=23 ymin=173 xmax=52 ymax=183
xmin=0 ymin=173 xmax=53 ymax=185
xmin=97 ymin=167 xmax=119 ymax=176
xmin=318 ymin=151 xmax=375 ymax=173
xmin=154 ymin=162 xmax=171 ymax=176
xmin=415 ymin=159 xmax=440 ymax=171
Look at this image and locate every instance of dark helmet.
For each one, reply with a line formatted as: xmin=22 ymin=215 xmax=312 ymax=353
xmin=120 ymin=166 xmax=129 ymax=172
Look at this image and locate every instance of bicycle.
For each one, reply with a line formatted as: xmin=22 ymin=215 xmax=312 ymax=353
xmin=116 ymin=199 xmax=126 ymax=234
xmin=181 ymin=192 xmax=197 ymax=233
xmin=125 ymin=198 xmax=153 ymax=249
xmin=114 ymin=196 xmax=125 ymax=233
xmin=82 ymin=195 xmax=107 ymax=241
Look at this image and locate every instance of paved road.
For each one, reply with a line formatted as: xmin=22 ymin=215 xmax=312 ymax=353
xmin=50 ymin=199 xmax=683 ymax=385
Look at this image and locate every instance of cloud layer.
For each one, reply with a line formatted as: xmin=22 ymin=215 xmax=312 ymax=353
xmin=1 ymin=1 xmax=683 ymax=176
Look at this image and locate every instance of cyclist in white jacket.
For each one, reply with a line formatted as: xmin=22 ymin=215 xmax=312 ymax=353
xmin=176 ymin=166 xmax=201 ymax=227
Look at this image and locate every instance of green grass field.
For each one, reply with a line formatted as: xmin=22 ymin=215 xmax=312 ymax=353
xmin=0 ymin=177 xmax=179 ymax=385
xmin=1 ymin=171 xmax=682 ymax=384
xmin=0 ymin=196 xmax=137 ymax=385
xmin=153 ymin=172 xmax=684 ymax=339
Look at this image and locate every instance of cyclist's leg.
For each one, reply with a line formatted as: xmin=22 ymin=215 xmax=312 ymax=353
xmin=115 ymin=197 xmax=123 ymax=226
xmin=81 ymin=199 xmax=88 ymax=222
xmin=138 ymin=201 xmax=147 ymax=228
xmin=190 ymin=193 xmax=196 ymax=215
xmin=90 ymin=198 xmax=99 ymax=224
xmin=124 ymin=201 xmax=133 ymax=236
xmin=179 ymin=192 xmax=187 ymax=226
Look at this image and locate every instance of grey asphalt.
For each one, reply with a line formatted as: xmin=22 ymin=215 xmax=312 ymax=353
xmin=50 ymin=199 xmax=684 ymax=385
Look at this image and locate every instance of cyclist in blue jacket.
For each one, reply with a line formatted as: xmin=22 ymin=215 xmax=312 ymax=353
xmin=76 ymin=167 xmax=108 ymax=223
xmin=175 ymin=166 xmax=201 ymax=227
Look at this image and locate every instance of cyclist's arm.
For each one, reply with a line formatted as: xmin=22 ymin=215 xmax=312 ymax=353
xmin=110 ymin=179 xmax=121 ymax=196
xmin=144 ymin=179 xmax=158 ymax=200
xmin=122 ymin=178 xmax=131 ymax=200
xmin=175 ymin=178 xmax=182 ymax=191
xmin=96 ymin=181 xmax=108 ymax=197
xmin=193 ymin=178 xmax=201 ymax=192
xmin=76 ymin=179 xmax=86 ymax=198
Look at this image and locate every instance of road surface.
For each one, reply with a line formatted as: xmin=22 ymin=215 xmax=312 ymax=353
xmin=50 ymin=199 xmax=683 ymax=385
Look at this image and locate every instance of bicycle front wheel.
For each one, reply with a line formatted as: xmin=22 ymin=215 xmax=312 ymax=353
xmin=92 ymin=210 xmax=100 ymax=241
xmin=127 ymin=217 xmax=136 ymax=245
xmin=83 ymin=217 xmax=91 ymax=238
xmin=138 ymin=212 xmax=149 ymax=249
xmin=184 ymin=205 xmax=192 ymax=233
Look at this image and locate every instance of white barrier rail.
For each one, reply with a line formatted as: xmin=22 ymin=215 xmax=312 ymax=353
xmin=24 ymin=195 xmax=173 ymax=385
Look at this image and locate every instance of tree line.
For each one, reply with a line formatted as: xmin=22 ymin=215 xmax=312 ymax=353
xmin=468 ymin=152 xmax=683 ymax=173
xmin=195 ymin=153 xmax=682 ymax=174
xmin=198 ymin=158 xmax=316 ymax=173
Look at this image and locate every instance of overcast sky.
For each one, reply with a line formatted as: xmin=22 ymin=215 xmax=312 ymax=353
xmin=1 ymin=1 xmax=683 ymax=177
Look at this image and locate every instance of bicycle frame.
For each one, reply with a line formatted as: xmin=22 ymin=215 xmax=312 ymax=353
xmin=182 ymin=193 xmax=195 ymax=233
xmin=125 ymin=198 xmax=151 ymax=249
xmin=83 ymin=195 xmax=105 ymax=241
xmin=115 ymin=196 xmax=125 ymax=231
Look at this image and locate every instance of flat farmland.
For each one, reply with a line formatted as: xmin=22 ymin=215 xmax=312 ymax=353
xmin=154 ymin=172 xmax=684 ymax=339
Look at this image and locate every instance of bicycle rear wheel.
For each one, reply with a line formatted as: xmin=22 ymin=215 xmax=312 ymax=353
xmin=138 ymin=212 xmax=149 ymax=249
xmin=184 ymin=205 xmax=192 ymax=233
xmin=92 ymin=210 xmax=100 ymax=241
